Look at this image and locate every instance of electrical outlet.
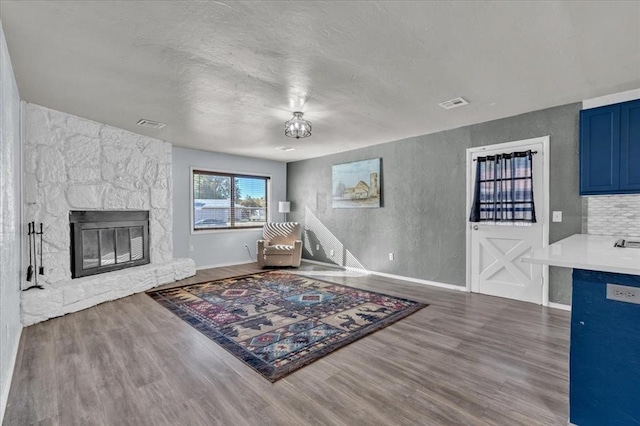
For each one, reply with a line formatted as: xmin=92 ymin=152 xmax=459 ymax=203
xmin=189 ymin=245 xmax=194 ymax=252
xmin=607 ymin=284 xmax=640 ymax=305
xmin=389 ymin=252 xmax=394 ymax=261
xmin=316 ymin=244 xmax=320 ymax=251
xmin=552 ymin=211 xmax=563 ymax=222
xmin=329 ymin=249 xmax=335 ymax=257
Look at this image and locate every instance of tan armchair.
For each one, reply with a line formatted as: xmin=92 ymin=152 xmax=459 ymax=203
xmin=257 ymin=222 xmax=302 ymax=268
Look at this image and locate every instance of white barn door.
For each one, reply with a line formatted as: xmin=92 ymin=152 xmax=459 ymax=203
xmin=467 ymin=137 xmax=549 ymax=305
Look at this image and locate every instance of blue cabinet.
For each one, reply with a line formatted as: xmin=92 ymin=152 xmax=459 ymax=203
xmin=620 ymin=100 xmax=640 ymax=191
xmin=570 ymin=269 xmax=640 ymax=426
xmin=580 ymin=99 xmax=640 ymax=195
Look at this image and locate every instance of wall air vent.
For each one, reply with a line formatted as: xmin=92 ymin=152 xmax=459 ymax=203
xmin=438 ymin=97 xmax=469 ymax=110
xmin=136 ymin=119 xmax=166 ymax=129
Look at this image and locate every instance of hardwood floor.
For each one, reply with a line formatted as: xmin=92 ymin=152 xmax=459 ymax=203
xmin=3 ymin=263 xmax=570 ymax=425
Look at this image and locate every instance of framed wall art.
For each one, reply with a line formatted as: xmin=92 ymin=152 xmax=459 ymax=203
xmin=332 ymin=158 xmax=381 ymax=208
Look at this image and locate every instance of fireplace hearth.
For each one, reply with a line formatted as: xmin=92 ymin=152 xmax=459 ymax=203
xmin=70 ymin=210 xmax=150 ymax=278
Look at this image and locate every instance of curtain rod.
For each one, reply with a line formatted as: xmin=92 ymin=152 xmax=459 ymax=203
xmin=473 ymin=150 xmax=538 ymax=161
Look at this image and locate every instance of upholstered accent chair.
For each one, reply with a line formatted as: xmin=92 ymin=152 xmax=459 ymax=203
xmin=257 ymin=222 xmax=302 ymax=268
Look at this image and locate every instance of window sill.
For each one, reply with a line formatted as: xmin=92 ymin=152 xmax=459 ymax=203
xmin=190 ymin=227 xmax=264 ymax=236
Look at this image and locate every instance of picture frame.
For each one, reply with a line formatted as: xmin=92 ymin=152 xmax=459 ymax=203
xmin=332 ymin=158 xmax=381 ymax=208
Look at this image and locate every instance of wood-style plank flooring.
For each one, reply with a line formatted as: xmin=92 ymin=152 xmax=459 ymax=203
xmin=3 ymin=263 xmax=570 ymax=425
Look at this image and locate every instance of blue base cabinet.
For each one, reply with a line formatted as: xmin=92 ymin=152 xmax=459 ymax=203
xmin=580 ymin=98 xmax=640 ymax=195
xmin=570 ymin=269 xmax=640 ymax=425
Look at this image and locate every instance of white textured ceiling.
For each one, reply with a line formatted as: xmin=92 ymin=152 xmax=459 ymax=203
xmin=1 ymin=1 xmax=639 ymax=162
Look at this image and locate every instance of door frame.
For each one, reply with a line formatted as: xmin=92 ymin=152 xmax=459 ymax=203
xmin=465 ymin=136 xmax=551 ymax=306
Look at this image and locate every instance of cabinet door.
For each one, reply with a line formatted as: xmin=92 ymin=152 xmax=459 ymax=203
xmin=620 ymin=99 xmax=640 ymax=191
xmin=570 ymin=270 xmax=640 ymax=426
xmin=580 ymin=105 xmax=620 ymax=195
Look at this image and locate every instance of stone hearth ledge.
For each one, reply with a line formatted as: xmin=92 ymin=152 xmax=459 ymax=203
xmin=21 ymin=258 xmax=196 ymax=326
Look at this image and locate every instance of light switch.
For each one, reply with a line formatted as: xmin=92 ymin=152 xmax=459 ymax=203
xmin=552 ymin=211 xmax=563 ymax=222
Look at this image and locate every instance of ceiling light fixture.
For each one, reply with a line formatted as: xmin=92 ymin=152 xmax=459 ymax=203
xmin=277 ymin=146 xmax=295 ymax=152
xmin=285 ymin=112 xmax=311 ymax=139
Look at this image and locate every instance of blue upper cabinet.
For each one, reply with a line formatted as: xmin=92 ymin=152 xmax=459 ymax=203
xmin=580 ymin=104 xmax=620 ymax=194
xmin=580 ymin=99 xmax=640 ymax=195
xmin=620 ymin=100 xmax=640 ymax=191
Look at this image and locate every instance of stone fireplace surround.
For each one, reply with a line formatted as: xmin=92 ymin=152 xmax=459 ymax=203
xmin=22 ymin=103 xmax=195 ymax=325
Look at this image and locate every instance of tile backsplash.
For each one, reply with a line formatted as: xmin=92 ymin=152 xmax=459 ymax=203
xmin=586 ymin=195 xmax=640 ymax=237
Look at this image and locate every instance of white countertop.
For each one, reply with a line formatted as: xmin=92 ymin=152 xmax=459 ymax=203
xmin=523 ymin=234 xmax=640 ymax=276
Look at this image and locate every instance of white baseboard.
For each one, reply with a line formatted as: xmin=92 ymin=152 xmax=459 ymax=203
xmin=231 ymin=257 xmax=565 ymax=307
xmin=196 ymin=260 xmax=255 ymax=270
xmin=301 ymin=258 xmax=347 ymax=270
xmin=548 ymin=302 xmax=571 ymax=312
xmin=1 ymin=325 xmax=22 ymax=424
xmin=301 ymin=258 xmax=467 ymax=292
xmin=370 ymin=271 xmax=468 ymax=292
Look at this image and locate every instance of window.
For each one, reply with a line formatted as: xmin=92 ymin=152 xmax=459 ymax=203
xmin=192 ymin=170 xmax=269 ymax=230
xmin=469 ymin=150 xmax=537 ymax=224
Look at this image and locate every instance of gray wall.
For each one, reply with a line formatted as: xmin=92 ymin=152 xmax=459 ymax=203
xmin=287 ymin=103 xmax=582 ymax=304
xmin=172 ymin=147 xmax=287 ymax=268
xmin=0 ymin=22 xmax=23 ymax=420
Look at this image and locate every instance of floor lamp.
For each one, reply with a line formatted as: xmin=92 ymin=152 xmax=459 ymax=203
xmin=278 ymin=201 xmax=290 ymax=222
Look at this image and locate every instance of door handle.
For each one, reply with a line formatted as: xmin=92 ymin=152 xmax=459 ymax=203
xmin=473 ymin=225 xmax=479 ymax=230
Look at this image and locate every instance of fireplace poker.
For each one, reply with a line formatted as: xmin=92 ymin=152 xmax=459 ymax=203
xmin=26 ymin=222 xmax=33 ymax=282
xmin=38 ymin=223 xmax=44 ymax=275
xmin=24 ymin=221 xmax=44 ymax=291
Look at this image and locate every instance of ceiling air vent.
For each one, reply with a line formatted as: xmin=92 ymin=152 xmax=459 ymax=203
xmin=136 ymin=119 xmax=166 ymax=129
xmin=438 ymin=97 xmax=469 ymax=110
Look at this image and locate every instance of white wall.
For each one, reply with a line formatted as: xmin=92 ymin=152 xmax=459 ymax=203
xmin=0 ymin=21 xmax=23 ymax=422
xmin=172 ymin=147 xmax=287 ymax=268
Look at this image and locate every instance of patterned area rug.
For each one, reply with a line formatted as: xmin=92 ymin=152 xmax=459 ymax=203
xmin=148 ymin=270 xmax=426 ymax=381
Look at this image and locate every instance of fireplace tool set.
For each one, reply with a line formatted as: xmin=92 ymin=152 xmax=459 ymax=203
xmin=24 ymin=221 xmax=44 ymax=291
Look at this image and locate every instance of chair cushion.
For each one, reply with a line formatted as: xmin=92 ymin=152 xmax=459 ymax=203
xmin=264 ymin=244 xmax=294 ymax=255
xmin=262 ymin=223 xmax=301 ymax=246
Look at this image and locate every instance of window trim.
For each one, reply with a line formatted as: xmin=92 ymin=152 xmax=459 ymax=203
xmin=190 ymin=167 xmax=271 ymax=234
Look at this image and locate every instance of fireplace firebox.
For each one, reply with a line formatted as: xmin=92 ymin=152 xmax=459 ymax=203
xmin=70 ymin=211 xmax=150 ymax=278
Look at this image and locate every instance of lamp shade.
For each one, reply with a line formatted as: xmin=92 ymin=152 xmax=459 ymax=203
xmin=278 ymin=201 xmax=291 ymax=214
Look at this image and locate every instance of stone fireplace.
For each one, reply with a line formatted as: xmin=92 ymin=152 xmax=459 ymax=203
xmin=21 ymin=103 xmax=195 ymax=325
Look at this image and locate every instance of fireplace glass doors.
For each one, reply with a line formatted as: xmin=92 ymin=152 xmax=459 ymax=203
xmin=70 ymin=211 xmax=150 ymax=278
